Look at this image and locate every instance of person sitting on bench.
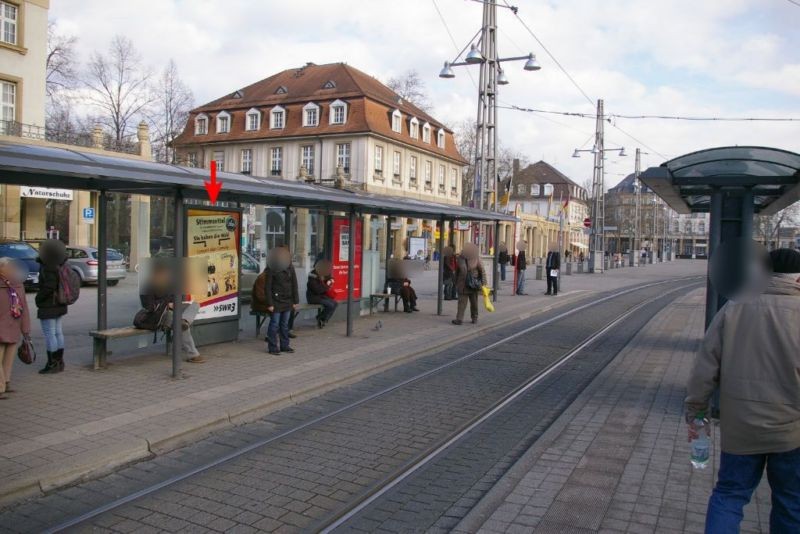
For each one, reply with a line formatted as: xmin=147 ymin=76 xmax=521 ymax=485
xmin=135 ymin=260 xmax=204 ymax=363
xmin=387 ymin=259 xmax=419 ymax=313
xmin=306 ymin=259 xmax=337 ymax=329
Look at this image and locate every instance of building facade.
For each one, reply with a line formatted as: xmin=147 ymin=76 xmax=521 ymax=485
xmin=172 ymin=62 xmax=467 ymax=264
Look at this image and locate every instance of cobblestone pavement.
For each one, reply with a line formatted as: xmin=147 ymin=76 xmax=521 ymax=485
xmin=456 ymin=289 xmax=771 ymax=534
xmin=0 ymin=260 xmax=705 ymax=507
xmin=0 ymin=273 xmax=701 ymax=532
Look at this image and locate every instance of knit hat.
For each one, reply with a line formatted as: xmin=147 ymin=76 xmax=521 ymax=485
xmin=769 ymin=248 xmax=800 ymax=274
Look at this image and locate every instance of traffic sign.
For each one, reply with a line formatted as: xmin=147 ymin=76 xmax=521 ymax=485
xmin=583 ymin=217 xmax=591 ymax=228
xmin=82 ymin=207 xmax=95 ymax=224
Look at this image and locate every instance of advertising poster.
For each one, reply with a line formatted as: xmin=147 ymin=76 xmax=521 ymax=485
xmin=186 ymin=208 xmax=241 ymax=320
xmin=331 ymin=216 xmax=363 ymax=302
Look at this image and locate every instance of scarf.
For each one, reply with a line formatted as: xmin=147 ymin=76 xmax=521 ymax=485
xmin=3 ymin=277 xmax=23 ymax=319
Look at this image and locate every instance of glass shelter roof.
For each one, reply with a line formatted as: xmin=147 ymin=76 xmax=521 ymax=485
xmin=639 ymin=146 xmax=800 ymax=215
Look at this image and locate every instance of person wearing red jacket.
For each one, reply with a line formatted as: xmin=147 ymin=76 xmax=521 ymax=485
xmin=306 ymin=259 xmax=338 ymax=328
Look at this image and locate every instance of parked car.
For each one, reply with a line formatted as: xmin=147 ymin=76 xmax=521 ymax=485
xmin=66 ymin=246 xmax=127 ymax=285
xmin=240 ymin=251 xmax=261 ymax=302
xmin=0 ymin=240 xmax=40 ymax=289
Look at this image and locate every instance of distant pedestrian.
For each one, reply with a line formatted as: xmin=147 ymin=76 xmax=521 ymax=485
xmin=261 ymin=247 xmax=299 ymax=355
xmin=452 ymin=243 xmax=485 ymax=325
xmin=515 ymin=240 xmax=527 ymax=295
xmin=498 ymin=242 xmax=509 ymax=282
xmin=685 ymin=248 xmax=800 ymax=533
xmin=545 ymin=248 xmax=560 ymax=296
xmin=442 ymin=246 xmax=458 ymax=300
xmin=579 ymin=251 xmax=585 ymax=263
xmin=35 ymin=239 xmax=73 ymax=374
xmin=0 ymin=258 xmax=30 ymax=398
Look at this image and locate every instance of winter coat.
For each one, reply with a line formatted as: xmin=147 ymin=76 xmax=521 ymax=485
xmin=455 ymin=257 xmax=486 ymax=294
xmin=499 ymin=250 xmax=510 ymax=265
xmin=307 ymin=270 xmax=334 ymax=304
xmin=546 ymin=251 xmax=561 ymax=270
xmin=262 ymin=265 xmax=299 ymax=313
xmin=0 ymin=277 xmax=30 ymax=343
xmin=516 ymin=251 xmax=527 ymax=271
xmin=685 ymin=273 xmax=800 ymax=455
xmin=35 ymin=240 xmax=69 ymax=320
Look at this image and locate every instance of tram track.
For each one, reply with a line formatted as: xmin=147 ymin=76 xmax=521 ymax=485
xmin=19 ymin=276 xmax=701 ymax=534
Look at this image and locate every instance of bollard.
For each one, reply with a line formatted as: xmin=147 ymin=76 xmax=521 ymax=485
xmin=535 ymin=265 xmax=544 ymax=280
xmin=566 ymin=262 xmax=572 ymax=275
xmin=604 ymin=257 xmax=610 ymax=270
xmin=577 ymin=262 xmax=584 ymax=273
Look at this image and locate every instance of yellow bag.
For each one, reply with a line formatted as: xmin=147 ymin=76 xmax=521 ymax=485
xmin=482 ymin=285 xmax=495 ymax=312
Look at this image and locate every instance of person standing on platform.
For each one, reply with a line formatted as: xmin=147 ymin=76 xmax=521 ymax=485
xmin=498 ymin=243 xmax=509 ymax=282
xmin=452 ymin=243 xmax=486 ymax=325
xmin=262 ymin=247 xmax=299 ymax=355
xmin=685 ymin=248 xmax=800 ymax=533
xmin=515 ymin=240 xmax=528 ymax=296
xmin=545 ymin=248 xmax=561 ymax=296
xmin=35 ymin=239 xmax=72 ymax=374
xmin=442 ymin=246 xmax=458 ymax=301
xmin=0 ymin=258 xmax=30 ymax=397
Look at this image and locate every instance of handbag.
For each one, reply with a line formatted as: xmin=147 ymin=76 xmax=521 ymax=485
xmin=18 ymin=335 xmax=36 ymax=365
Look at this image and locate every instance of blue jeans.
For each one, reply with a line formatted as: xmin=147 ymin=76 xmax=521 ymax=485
xmin=500 ymin=263 xmax=506 ymax=281
xmin=316 ymin=297 xmax=337 ymax=323
xmin=266 ymin=310 xmax=291 ymax=352
xmin=516 ymin=270 xmax=526 ymax=294
xmin=40 ymin=317 xmax=64 ymax=352
xmin=706 ymin=447 xmax=800 ymax=533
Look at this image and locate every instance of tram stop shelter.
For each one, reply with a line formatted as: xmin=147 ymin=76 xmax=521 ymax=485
xmin=0 ymin=142 xmax=516 ymax=377
xmin=640 ymin=146 xmax=800 ymax=327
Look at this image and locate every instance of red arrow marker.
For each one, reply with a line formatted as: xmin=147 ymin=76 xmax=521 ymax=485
xmin=204 ymin=160 xmax=222 ymax=203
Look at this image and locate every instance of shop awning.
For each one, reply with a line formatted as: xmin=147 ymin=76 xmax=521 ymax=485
xmin=0 ymin=142 xmax=516 ymax=222
xmin=570 ymin=241 xmax=589 ymax=249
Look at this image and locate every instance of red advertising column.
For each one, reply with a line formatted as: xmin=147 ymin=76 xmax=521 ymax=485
xmin=331 ymin=216 xmax=362 ymax=301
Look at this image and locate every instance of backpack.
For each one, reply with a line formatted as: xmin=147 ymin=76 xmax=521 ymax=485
xmin=55 ymin=264 xmax=81 ymax=305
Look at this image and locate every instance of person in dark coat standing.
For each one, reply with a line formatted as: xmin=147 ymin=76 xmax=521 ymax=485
xmin=442 ymin=246 xmax=458 ymax=300
xmin=306 ymin=259 xmax=337 ymax=328
xmin=498 ymin=242 xmax=509 ymax=282
xmin=515 ymin=240 xmax=528 ymax=295
xmin=545 ymin=248 xmax=561 ymax=296
xmin=0 ymin=258 xmax=30 ymax=398
xmin=452 ymin=243 xmax=486 ymax=325
xmin=35 ymin=239 xmax=69 ymax=374
xmin=261 ymin=247 xmax=299 ymax=355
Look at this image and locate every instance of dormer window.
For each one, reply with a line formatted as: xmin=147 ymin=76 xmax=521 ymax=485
xmin=391 ymin=109 xmax=402 ymax=133
xmin=543 ymin=183 xmax=554 ymax=196
xmin=270 ymin=106 xmax=285 ymax=129
xmin=245 ymin=108 xmax=261 ymax=131
xmin=422 ymin=123 xmax=431 ymax=143
xmin=195 ymin=114 xmax=208 ymax=135
xmin=409 ymin=117 xmax=419 ymax=139
xmin=233 ymin=90 xmax=244 ymax=98
xmin=330 ymin=99 xmax=347 ymax=125
xmin=322 ymin=80 xmax=336 ymax=89
xmin=275 ymin=85 xmax=288 ymax=95
xmin=437 ymin=128 xmax=445 ymax=149
xmin=303 ymin=102 xmax=320 ymax=127
xmin=216 ymin=111 xmax=230 ymax=133
xmin=532 ymin=184 xmax=540 ymax=196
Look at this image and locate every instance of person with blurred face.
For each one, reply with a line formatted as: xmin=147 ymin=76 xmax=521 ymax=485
xmin=261 ymin=247 xmax=298 ymax=355
xmin=35 ymin=239 xmax=69 ymax=374
xmin=452 ymin=242 xmax=486 ymax=325
xmin=306 ymin=259 xmax=337 ymax=328
xmin=0 ymin=258 xmax=30 ymax=398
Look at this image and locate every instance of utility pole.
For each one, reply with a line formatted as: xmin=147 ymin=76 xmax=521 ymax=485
xmin=588 ymin=99 xmax=605 ymax=272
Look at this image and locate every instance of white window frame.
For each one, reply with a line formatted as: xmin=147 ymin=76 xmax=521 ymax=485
xmin=450 ymin=168 xmax=458 ymax=192
xmin=270 ymin=106 xmax=285 ymax=129
xmin=391 ymin=109 xmax=402 ymax=133
xmin=422 ymin=123 xmax=431 ymax=143
xmin=543 ymin=183 xmax=554 ymax=196
xmin=303 ymin=102 xmax=320 ymax=127
xmin=194 ymin=113 xmax=208 ymax=135
xmin=245 ymin=108 xmax=261 ymax=131
xmin=409 ymin=117 xmax=419 ymax=139
xmin=393 ymin=151 xmax=401 ymax=177
xmin=301 ymin=145 xmax=315 ymax=175
xmin=374 ymin=145 xmax=383 ymax=174
xmin=532 ymin=184 xmax=540 ymax=196
xmin=517 ymin=184 xmax=525 ymax=194
xmin=437 ymin=128 xmax=445 ymax=149
xmin=270 ymin=147 xmax=283 ymax=176
xmin=438 ymin=164 xmax=446 ymax=191
xmin=0 ymin=79 xmax=16 ymax=124
xmin=186 ymin=152 xmax=197 ymax=168
xmin=330 ymin=99 xmax=347 ymax=125
xmin=424 ymin=161 xmax=432 ymax=186
xmin=0 ymin=1 xmax=18 ymax=46
xmin=336 ymin=143 xmax=351 ymax=172
xmin=213 ymin=150 xmax=225 ymax=172
xmin=216 ymin=111 xmax=231 ymax=134
xmin=240 ymin=149 xmax=253 ymax=174
xmin=409 ymin=156 xmax=418 ymax=182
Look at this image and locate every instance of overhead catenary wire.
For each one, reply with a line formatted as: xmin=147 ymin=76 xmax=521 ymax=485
xmin=501 ymin=105 xmax=800 ymax=122
xmin=431 ymin=0 xmax=479 ymax=90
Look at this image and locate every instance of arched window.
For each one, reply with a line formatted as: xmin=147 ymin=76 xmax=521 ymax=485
xmin=391 ymin=109 xmax=402 ymax=133
xmin=216 ymin=111 xmax=230 ymax=133
xmin=409 ymin=117 xmax=419 ymax=139
xmin=543 ymin=183 xmax=554 ymax=196
xmin=245 ymin=108 xmax=261 ymax=131
xmin=303 ymin=102 xmax=320 ymax=127
xmin=437 ymin=128 xmax=445 ymax=149
xmin=195 ymin=113 xmax=208 ymax=135
xmin=422 ymin=122 xmax=431 ymax=143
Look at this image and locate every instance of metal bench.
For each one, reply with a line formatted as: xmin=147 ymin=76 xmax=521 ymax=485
xmin=250 ymin=303 xmax=324 ymax=336
xmin=89 ymin=326 xmax=171 ymax=370
xmin=369 ymin=292 xmax=402 ymax=314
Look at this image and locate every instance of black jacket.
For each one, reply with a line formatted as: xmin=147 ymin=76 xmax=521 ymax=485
xmin=516 ymin=251 xmax=527 ymax=271
xmin=306 ymin=270 xmax=333 ymax=304
xmin=499 ymin=251 xmax=510 ymax=265
xmin=35 ymin=240 xmax=70 ymax=320
xmin=546 ymin=251 xmax=561 ymax=270
xmin=263 ymin=265 xmax=299 ymax=312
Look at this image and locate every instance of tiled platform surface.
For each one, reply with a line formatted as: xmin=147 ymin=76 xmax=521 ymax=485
xmin=457 ymin=289 xmax=771 ymax=534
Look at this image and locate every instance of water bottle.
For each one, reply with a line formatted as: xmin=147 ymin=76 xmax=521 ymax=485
xmin=690 ymin=412 xmax=710 ymax=469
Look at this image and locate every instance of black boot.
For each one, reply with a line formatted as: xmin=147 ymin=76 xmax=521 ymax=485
xmin=39 ymin=352 xmax=58 ymax=374
xmin=55 ymin=349 xmax=65 ymax=372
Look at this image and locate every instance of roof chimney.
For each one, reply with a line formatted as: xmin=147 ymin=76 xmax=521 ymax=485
xmin=512 ymin=158 xmax=520 ymax=178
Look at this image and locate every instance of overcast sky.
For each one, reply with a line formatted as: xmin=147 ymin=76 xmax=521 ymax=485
xmin=52 ymin=0 xmax=800 ymax=187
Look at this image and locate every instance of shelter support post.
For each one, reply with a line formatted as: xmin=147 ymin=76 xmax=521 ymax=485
xmin=346 ymin=207 xmax=356 ymax=337
xmin=492 ymin=221 xmax=500 ymax=302
xmin=437 ymin=216 xmax=445 ymax=315
xmin=283 ymin=205 xmax=291 ymax=248
xmin=97 ymin=191 xmax=108 ymax=332
xmin=384 ymin=216 xmax=392 ymax=284
xmin=705 ymin=188 xmax=723 ymax=329
xmin=171 ymin=190 xmax=185 ymax=379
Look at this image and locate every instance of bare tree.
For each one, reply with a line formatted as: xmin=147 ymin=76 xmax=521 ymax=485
xmin=386 ymin=70 xmax=431 ymax=112
xmin=755 ymin=201 xmax=800 ymax=249
xmin=149 ymin=59 xmax=194 ymax=163
xmin=46 ymin=21 xmax=78 ymax=97
xmin=84 ymin=35 xmax=153 ymax=143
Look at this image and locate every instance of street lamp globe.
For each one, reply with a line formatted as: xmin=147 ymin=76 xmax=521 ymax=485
xmin=439 ymin=61 xmax=455 ymax=79
xmin=590 ymin=145 xmax=599 ymax=154
xmin=618 ymin=147 xmax=628 ymax=157
xmin=523 ymin=53 xmax=541 ymax=71
xmin=497 ymin=69 xmax=510 ymax=85
xmin=572 ymin=149 xmax=581 ymax=158
xmin=465 ymin=44 xmax=484 ymax=64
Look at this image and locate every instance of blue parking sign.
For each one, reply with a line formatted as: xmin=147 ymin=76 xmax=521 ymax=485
xmin=82 ymin=207 xmax=95 ymax=223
